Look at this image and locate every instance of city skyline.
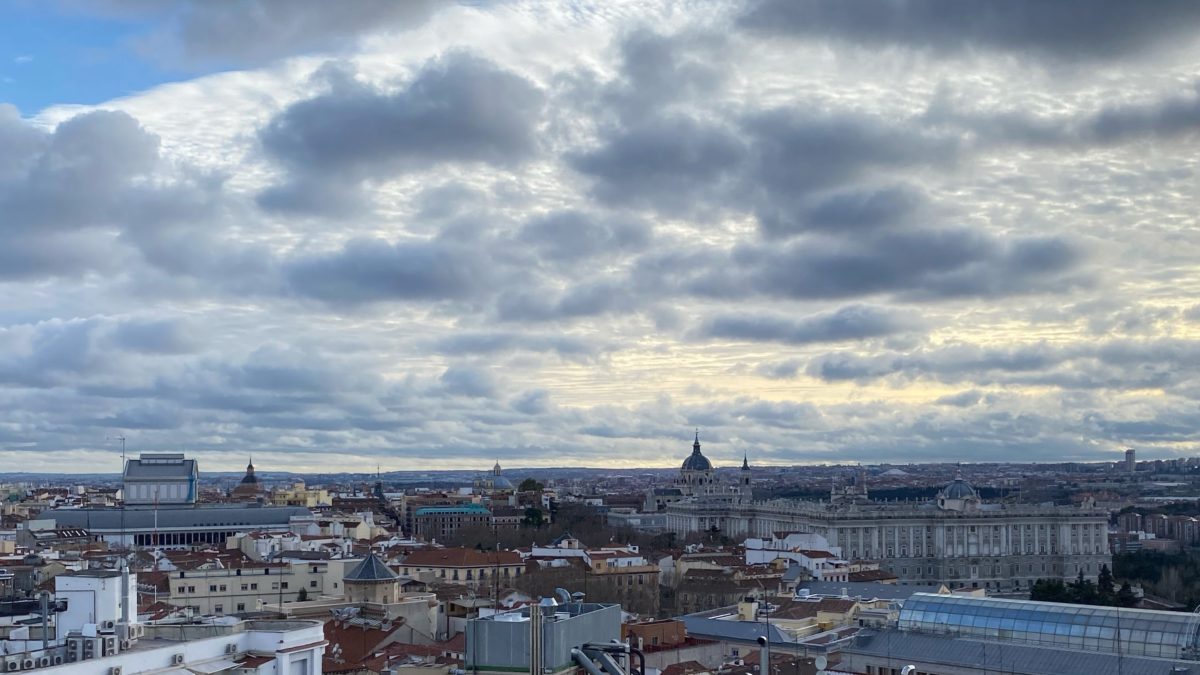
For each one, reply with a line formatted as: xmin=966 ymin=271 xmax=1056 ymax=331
xmin=3 ymin=1 xmax=1200 ymax=472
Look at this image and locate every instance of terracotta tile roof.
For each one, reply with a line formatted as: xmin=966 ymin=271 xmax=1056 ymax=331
xmin=236 ymin=655 xmax=274 ymax=669
xmin=848 ymin=569 xmax=897 ymax=583
xmin=402 ymin=548 xmax=521 ymax=568
xmin=662 ymin=660 xmax=711 ymax=675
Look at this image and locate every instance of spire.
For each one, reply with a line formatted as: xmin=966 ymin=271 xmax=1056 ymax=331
xmin=246 ymin=456 xmax=254 ymax=474
xmin=693 ymin=429 xmax=701 ymax=454
xmin=742 ymin=452 xmax=750 ymax=471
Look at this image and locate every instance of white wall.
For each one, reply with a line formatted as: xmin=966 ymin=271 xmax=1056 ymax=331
xmin=36 ymin=621 xmax=324 ymax=675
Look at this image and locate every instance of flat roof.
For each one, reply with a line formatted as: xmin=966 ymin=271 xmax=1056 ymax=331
xmin=46 ymin=506 xmax=312 ymax=531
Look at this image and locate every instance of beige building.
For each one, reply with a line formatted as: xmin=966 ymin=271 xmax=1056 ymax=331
xmin=271 ymin=481 xmax=331 ymax=508
xmin=141 ymin=564 xmax=301 ymax=615
xmin=399 ymin=548 xmax=524 ymax=589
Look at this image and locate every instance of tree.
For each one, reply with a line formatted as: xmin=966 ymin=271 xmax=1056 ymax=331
xmin=518 ymin=478 xmax=545 ymax=493
xmin=522 ymin=507 xmax=546 ymax=528
xmin=1097 ymin=564 xmax=1116 ymax=600
xmin=1116 ymin=581 xmax=1138 ymax=608
xmin=296 ymin=587 xmax=308 ymax=602
xmin=1030 ymin=578 xmax=1070 ymax=603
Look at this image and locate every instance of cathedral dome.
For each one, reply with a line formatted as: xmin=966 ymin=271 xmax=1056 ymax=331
xmin=682 ymin=432 xmax=713 ymax=472
xmin=941 ymin=476 xmax=978 ymax=500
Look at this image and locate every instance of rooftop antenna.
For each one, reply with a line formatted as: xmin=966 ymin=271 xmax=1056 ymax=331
xmin=107 ymin=435 xmax=127 ymax=556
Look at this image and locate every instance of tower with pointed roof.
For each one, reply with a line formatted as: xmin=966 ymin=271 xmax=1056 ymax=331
xmin=231 ymin=456 xmax=268 ymax=501
xmin=739 ymin=452 xmax=752 ymax=497
xmin=343 ymin=552 xmax=400 ymax=604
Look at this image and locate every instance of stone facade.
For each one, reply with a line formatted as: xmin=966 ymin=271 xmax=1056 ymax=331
xmin=666 ymin=463 xmax=1110 ymax=592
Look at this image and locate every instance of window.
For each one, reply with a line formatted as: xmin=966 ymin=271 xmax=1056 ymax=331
xmin=219 ymin=585 xmax=227 ymax=592
xmin=241 ymin=584 xmax=248 ymax=591
xmin=281 ymin=582 xmax=289 ymax=589
xmin=209 ymin=585 xmax=217 ymax=592
xmin=188 ymin=586 xmax=196 ymax=593
xmin=237 ymin=603 xmax=246 ymax=612
xmin=251 ymin=583 xmax=258 ymax=590
xmin=215 ymin=604 xmax=223 ymax=614
xmin=310 ymin=580 xmax=318 ymax=588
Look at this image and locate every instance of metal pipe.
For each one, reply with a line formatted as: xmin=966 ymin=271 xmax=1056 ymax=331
xmin=593 ymin=651 xmax=626 ymax=675
xmin=628 ymin=647 xmax=645 ymax=675
xmin=571 ymin=649 xmax=606 ymax=675
xmin=39 ymin=591 xmax=49 ymax=650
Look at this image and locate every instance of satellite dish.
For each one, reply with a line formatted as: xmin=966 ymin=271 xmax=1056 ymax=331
xmin=814 ymin=656 xmax=827 ymax=670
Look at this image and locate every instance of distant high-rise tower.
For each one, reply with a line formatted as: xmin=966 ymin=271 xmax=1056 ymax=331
xmin=1125 ymin=448 xmax=1136 ymax=474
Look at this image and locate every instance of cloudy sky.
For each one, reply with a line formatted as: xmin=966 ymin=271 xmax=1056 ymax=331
xmin=2 ymin=0 xmax=1200 ymax=473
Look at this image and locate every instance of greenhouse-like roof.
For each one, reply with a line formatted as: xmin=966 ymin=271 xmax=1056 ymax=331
xmin=899 ymin=592 xmax=1200 ymax=661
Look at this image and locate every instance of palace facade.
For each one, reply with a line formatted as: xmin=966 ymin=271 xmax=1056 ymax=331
xmin=660 ymin=439 xmax=1111 ymax=592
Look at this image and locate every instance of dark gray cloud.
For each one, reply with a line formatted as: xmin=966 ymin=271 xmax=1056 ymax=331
xmin=517 ymin=211 xmax=651 ymax=262
xmin=739 ymin=0 xmax=1200 ymax=60
xmin=926 ymin=82 xmax=1200 ymax=148
xmin=283 ymin=237 xmax=494 ymax=304
xmin=790 ymin=185 xmax=928 ymax=233
xmin=0 ymin=107 xmax=222 ymax=281
xmin=568 ymin=115 xmax=745 ymax=216
xmin=440 ymin=365 xmax=497 ymax=398
xmin=745 ymin=109 xmax=958 ymax=237
xmin=638 ymin=228 xmax=1086 ymax=302
xmin=511 ymin=389 xmax=551 ymax=415
xmin=110 ymin=317 xmax=198 ymax=354
xmin=600 ymin=27 xmax=726 ymax=123
xmin=259 ymin=53 xmax=544 ymax=214
xmin=699 ymin=305 xmax=913 ymax=345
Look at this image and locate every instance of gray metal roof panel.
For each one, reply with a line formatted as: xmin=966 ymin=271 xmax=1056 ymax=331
xmin=848 ymin=630 xmax=1198 ymax=675
xmin=123 ymin=459 xmax=198 ymax=480
xmin=344 ymin=553 xmax=398 ymax=582
xmin=46 ymin=506 xmax=310 ymax=530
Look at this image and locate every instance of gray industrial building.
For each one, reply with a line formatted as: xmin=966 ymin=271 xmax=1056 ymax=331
xmin=122 ymin=453 xmax=198 ymax=506
xmin=465 ymin=601 xmax=623 ymax=675
xmin=42 ymin=504 xmax=312 ymax=548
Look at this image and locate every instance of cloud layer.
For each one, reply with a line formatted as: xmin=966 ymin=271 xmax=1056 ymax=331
xmin=3 ymin=1 xmax=1200 ymax=471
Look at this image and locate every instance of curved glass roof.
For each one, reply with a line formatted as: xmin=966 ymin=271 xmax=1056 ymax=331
xmin=899 ymin=593 xmax=1200 ymax=661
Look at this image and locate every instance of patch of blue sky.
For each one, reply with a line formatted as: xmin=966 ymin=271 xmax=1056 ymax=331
xmin=0 ymin=3 xmax=180 ymax=116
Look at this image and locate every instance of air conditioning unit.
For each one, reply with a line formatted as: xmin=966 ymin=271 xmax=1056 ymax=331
xmin=226 ymin=644 xmax=238 ymax=655
xmin=66 ymin=653 xmax=78 ymax=664
xmin=4 ymin=659 xmax=21 ymax=672
xmin=37 ymin=658 xmax=50 ymax=668
xmin=120 ymin=640 xmax=133 ymax=651
xmin=173 ymin=654 xmax=185 ymax=665
xmin=101 ymin=620 xmax=117 ymax=631
xmin=103 ymin=637 xmax=119 ymax=656
xmin=20 ymin=661 xmax=33 ymax=671
xmin=110 ymin=667 xmax=123 ymax=675
xmin=52 ymin=656 xmax=64 ymax=665
xmin=129 ymin=624 xmax=145 ymax=639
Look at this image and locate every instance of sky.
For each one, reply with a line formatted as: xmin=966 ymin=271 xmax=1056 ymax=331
xmin=2 ymin=0 xmax=1200 ymax=474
